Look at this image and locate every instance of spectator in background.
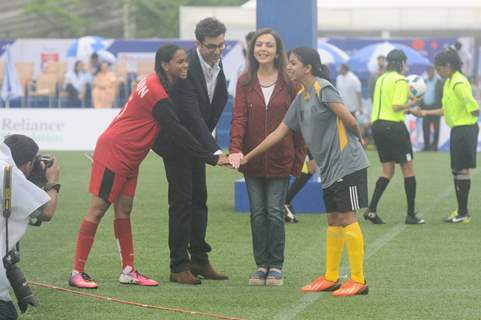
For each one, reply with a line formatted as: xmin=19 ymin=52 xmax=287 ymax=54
xmin=368 ymin=55 xmax=385 ymax=100
xmin=229 ymin=28 xmax=305 ymax=286
xmin=452 ymin=41 xmax=472 ymax=78
xmin=89 ymin=52 xmax=100 ymax=76
xmin=92 ymin=62 xmax=117 ymax=109
xmin=472 ymin=75 xmax=481 ymax=103
xmin=420 ymin=65 xmax=443 ymax=151
xmin=227 ymin=31 xmax=256 ymax=98
xmin=336 ymin=64 xmax=363 ymax=117
xmin=64 ymin=60 xmax=91 ymax=108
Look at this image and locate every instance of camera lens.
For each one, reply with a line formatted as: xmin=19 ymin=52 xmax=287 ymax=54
xmin=5 ymin=264 xmax=38 ymax=313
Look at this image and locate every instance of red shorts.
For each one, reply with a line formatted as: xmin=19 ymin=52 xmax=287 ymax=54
xmin=89 ymin=161 xmax=138 ymax=203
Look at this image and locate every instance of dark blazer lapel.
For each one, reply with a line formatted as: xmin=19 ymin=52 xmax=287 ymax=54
xmin=189 ymin=49 xmax=209 ymax=103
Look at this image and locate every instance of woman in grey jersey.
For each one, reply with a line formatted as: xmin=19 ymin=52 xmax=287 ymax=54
xmin=234 ymin=47 xmax=369 ymax=297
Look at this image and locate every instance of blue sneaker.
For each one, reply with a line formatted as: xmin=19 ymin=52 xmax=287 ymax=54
xmin=266 ymin=268 xmax=283 ymax=286
xmin=248 ymin=268 xmax=268 ymax=286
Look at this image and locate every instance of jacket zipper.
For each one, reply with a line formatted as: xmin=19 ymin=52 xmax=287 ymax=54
xmin=264 ymin=99 xmax=269 ymax=176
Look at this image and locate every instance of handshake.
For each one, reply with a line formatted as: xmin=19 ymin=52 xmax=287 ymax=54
xmin=405 ymin=106 xmax=433 ymax=117
xmin=216 ymin=153 xmax=247 ymax=169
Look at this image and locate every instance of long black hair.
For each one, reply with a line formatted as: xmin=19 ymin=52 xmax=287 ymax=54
xmin=243 ymin=28 xmax=288 ymax=86
xmin=434 ymin=48 xmax=463 ymax=74
xmin=290 ymin=47 xmax=330 ymax=81
xmin=154 ymin=44 xmax=184 ymax=94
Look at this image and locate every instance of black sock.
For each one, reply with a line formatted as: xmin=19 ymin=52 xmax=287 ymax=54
xmin=285 ymin=173 xmax=312 ymax=204
xmin=456 ymin=178 xmax=470 ymax=216
xmin=404 ymin=176 xmax=416 ymax=216
xmin=453 ymin=178 xmax=460 ymax=207
xmin=368 ymin=177 xmax=390 ymax=212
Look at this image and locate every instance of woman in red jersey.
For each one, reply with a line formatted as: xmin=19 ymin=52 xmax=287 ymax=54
xmin=69 ymin=45 xmax=225 ymax=289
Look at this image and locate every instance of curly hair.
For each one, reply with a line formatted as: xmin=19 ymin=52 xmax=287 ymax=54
xmin=194 ymin=17 xmax=226 ymax=42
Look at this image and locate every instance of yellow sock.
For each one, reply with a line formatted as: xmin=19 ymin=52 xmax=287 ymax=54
xmin=344 ymin=222 xmax=365 ymax=284
xmin=324 ymin=226 xmax=345 ymax=282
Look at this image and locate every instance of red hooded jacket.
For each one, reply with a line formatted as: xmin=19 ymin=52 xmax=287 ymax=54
xmin=229 ymin=73 xmax=306 ymax=177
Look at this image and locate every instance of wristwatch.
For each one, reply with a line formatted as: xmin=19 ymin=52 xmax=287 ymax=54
xmin=45 ymin=182 xmax=61 ymax=193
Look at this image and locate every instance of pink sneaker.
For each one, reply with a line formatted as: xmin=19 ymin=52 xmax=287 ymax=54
xmin=69 ymin=271 xmax=98 ymax=289
xmin=119 ymin=270 xmax=159 ymax=286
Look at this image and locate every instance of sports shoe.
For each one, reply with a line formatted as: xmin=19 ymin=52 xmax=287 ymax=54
xmin=248 ymin=268 xmax=268 ymax=286
xmin=363 ymin=210 xmax=385 ymax=224
xmin=119 ymin=270 xmax=159 ymax=286
xmin=405 ymin=214 xmax=425 ymax=225
xmin=331 ymin=279 xmax=369 ymax=297
xmin=265 ymin=268 xmax=283 ymax=286
xmin=300 ymin=276 xmax=340 ymax=292
xmin=284 ymin=204 xmax=299 ymax=223
xmin=69 ymin=271 xmax=98 ymax=289
xmin=444 ymin=213 xmax=471 ymax=224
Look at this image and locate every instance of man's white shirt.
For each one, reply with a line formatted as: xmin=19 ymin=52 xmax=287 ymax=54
xmin=197 ymin=48 xmax=221 ymax=103
xmin=336 ymin=71 xmax=362 ymax=113
xmin=0 ymin=142 xmax=49 ymax=302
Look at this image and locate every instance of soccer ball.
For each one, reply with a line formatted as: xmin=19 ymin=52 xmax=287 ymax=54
xmin=406 ymin=74 xmax=426 ymax=99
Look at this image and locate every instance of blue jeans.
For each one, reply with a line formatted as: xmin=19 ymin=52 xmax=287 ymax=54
xmin=245 ymin=176 xmax=289 ymax=269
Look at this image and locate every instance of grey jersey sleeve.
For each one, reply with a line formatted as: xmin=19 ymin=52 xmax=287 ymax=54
xmin=283 ymin=96 xmax=301 ymax=132
xmin=320 ymin=86 xmax=344 ymax=104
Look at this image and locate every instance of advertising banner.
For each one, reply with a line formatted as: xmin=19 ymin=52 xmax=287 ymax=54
xmin=0 ymin=109 xmax=118 ymax=150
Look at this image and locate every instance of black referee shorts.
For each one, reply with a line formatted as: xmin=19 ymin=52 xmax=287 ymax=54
xmin=323 ymin=168 xmax=368 ymax=213
xmin=372 ymin=120 xmax=413 ymax=164
xmin=450 ymin=124 xmax=479 ymax=171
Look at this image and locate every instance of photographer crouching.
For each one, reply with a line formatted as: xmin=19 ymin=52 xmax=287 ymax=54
xmin=0 ymin=134 xmax=60 ymax=320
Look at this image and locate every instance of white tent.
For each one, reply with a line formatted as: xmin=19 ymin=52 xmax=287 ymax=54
xmin=180 ymin=0 xmax=481 ymax=40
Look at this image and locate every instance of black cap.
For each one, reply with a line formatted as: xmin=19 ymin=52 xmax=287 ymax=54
xmin=386 ymin=49 xmax=407 ymax=62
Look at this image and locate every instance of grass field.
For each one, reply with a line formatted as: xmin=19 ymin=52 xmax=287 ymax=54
xmin=16 ymin=150 xmax=481 ymax=320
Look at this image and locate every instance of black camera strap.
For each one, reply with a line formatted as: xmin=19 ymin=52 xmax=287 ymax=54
xmin=3 ymin=165 xmax=12 ymax=255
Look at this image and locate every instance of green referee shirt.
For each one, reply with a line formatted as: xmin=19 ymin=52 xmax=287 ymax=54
xmin=371 ymin=71 xmax=409 ymax=123
xmin=442 ymin=71 xmax=479 ymax=128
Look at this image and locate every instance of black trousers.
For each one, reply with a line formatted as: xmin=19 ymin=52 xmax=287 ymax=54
xmin=163 ymin=152 xmax=212 ymax=273
xmin=0 ymin=300 xmax=17 ymax=320
xmin=422 ymin=115 xmax=440 ymax=150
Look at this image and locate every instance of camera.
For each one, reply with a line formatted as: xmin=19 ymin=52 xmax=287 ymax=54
xmin=27 ymin=154 xmax=54 ymax=188
xmin=3 ymin=248 xmax=38 ymax=313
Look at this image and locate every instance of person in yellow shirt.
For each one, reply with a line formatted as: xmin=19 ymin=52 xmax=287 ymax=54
xmin=364 ymin=49 xmax=425 ymax=225
xmin=422 ymin=49 xmax=479 ymax=223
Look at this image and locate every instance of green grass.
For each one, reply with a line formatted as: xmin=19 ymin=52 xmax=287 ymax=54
xmin=16 ymin=151 xmax=481 ymax=319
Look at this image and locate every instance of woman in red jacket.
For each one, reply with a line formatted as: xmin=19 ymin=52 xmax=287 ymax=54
xmin=229 ymin=29 xmax=305 ymax=286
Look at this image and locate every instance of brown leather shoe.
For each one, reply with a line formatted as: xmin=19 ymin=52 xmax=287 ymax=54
xmin=189 ymin=262 xmax=228 ymax=280
xmin=169 ymin=271 xmax=201 ymax=285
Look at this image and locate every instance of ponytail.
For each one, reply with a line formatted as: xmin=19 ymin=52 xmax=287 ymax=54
xmin=317 ymin=64 xmax=330 ymax=82
xmin=434 ymin=48 xmax=463 ymax=74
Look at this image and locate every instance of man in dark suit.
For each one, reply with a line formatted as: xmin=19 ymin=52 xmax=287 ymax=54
xmin=153 ymin=17 xmax=228 ymax=285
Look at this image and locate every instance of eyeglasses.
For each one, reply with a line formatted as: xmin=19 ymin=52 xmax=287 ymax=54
xmin=202 ymin=42 xmax=226 ymax=51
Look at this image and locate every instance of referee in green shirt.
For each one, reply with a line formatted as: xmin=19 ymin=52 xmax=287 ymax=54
xmin=364 ymin=49 xmax=425 ymax=225
xmin=422 ymin=49 xmax=479 ymax=223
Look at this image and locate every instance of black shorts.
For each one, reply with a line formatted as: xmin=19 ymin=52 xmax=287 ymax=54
xmin=0 ymin=300 xmax=18 ymax=320
xmin=323 ymin=168 xmax=368 ymax=213
xmin=450 ymin=124 xmax=479 ymax=171
xmin=372 ymin=120 xmax=413 ymax=164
